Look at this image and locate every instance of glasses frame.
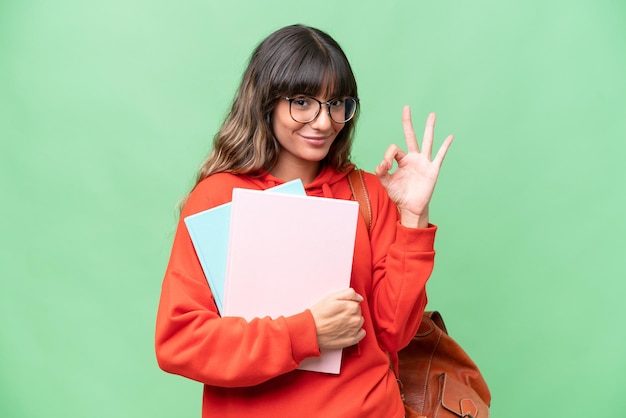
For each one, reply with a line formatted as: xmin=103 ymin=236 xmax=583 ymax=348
xmin=282 ymin=95 xmax=359 ymax=124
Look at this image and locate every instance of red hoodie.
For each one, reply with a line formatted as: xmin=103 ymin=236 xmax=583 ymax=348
xmin=155 ymin=165 xmax=437 ymax=418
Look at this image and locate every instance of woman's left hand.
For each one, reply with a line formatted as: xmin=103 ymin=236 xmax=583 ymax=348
xmin=375 ymin=106 xmax=454 ymax=228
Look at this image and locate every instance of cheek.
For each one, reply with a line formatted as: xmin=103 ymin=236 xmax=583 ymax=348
xmin=272 ymin=106 xmax=301 ymax=133
xmin=273 ymin=119 xmax=296 ymax=141
xmin=332 ymin=122 xmax=346 ymax=136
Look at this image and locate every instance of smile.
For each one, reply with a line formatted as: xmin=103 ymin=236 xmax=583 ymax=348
xmin=301 ymin=135 xmax=330 ymax=146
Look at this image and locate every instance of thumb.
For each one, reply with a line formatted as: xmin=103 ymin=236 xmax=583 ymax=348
xmin=335 ymin=288 xmax=364 ymax=302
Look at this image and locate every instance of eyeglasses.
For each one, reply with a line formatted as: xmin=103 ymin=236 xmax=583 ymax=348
xmin=282 ymin=95 xmax=359 ymax=124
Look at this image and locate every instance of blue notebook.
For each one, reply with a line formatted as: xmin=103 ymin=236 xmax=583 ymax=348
xmin=184 ymin=179 xmax=306 ymax=314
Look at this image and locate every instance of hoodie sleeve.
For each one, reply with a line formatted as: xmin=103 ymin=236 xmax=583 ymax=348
xmin=364 ymin=173 xmax=437 ymax=353
xmin=154 ymin=178 xmax=321 ymax=387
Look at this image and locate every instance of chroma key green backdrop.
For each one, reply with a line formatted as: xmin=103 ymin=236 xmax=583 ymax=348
xmin=1 ymin=1 xmax=625 ymax=417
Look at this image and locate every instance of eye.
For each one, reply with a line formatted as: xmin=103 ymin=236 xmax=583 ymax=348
xmin=292 ymin=96 xmax=312 ymax=109
xmin=329 ymin=98 xmax=345 ymax=108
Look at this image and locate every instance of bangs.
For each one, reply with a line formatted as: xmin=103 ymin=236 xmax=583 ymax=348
xmin=270 ymin=45 xmax=357 ymax=99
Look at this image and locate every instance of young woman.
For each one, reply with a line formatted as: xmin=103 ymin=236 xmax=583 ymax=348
xmin=155 ymin=24 xmax=453 ymax=417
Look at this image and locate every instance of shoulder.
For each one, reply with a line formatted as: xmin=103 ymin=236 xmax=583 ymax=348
xmin=182 ymin=173 xmax=254 ymax=217
xmin=194 ymin=172 xmax=250 ymax=196
xmin=355 ymin=169 xmax=396 ymax=224
xmin=358 ymin=170 xmax=381 ymax=188
xmin=358 ymin=170 xmax=387 ymax=201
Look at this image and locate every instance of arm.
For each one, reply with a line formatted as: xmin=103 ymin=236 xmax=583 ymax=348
xmin=154 ymin=181 xmax=321 ymax=387
xmin=365 ymin=180 xmax=437 ymax=352
xmin=369 ymin=108 xmax=453 ymax=351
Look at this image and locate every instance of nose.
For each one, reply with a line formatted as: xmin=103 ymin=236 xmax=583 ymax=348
xmin=309 ymin=104 xmax=334 ymax=130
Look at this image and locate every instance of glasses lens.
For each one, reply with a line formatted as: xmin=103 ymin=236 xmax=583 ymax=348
xmin=289 ymin=96 xmax=319 ymax=123
xmin=329 ymin=97 xmax=357 ymax=123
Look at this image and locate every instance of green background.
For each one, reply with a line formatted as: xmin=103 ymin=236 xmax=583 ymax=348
xmin=2 ymin=0 xmax=625 ymax=416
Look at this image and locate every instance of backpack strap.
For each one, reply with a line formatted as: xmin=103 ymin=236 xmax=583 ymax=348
xmin=347 ymin=169 xmax=372 ymax=232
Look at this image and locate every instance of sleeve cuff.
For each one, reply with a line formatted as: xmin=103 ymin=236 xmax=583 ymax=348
xmin=394 ymin=222 xmax=438 ymax=252
xmin=285 ymin=310 xmax=321 ymax=363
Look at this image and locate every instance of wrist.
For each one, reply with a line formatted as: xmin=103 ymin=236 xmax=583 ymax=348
xmin=399 ymin=207 xmax=429 ymax=228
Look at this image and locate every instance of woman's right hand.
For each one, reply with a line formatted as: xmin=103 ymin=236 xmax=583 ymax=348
xmin=309 ymin=288 xmax=366 ymax=349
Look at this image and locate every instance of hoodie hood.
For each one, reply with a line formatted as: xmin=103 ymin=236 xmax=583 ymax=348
xmin=246 ymin=164 xmax=356 ymax=199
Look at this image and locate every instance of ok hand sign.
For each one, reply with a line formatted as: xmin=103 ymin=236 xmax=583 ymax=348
xmin=375 ymin=106 xmax=454 ymax=228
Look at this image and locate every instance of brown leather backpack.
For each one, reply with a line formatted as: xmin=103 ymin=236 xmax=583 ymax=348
xmin=348 ymin=169 xmax=491 ymax=417
xmin=399 ymin=311 xmax=491 ymax=417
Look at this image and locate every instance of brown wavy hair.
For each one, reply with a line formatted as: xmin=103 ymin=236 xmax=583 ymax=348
xmin=181 ymin=24 xmax=359 ymax=207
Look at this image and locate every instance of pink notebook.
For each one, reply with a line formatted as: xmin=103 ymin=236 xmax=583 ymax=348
xmin=223 ymin=188 xmax=359 ymax=374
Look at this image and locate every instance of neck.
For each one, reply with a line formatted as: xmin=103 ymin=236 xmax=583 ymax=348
xmin=270 ymin=159 xmax=321 ymax=185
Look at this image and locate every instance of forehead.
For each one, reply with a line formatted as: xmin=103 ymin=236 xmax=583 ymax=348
xmin=269 ymin=48 xmax=354 ymax=99
xmin=281 ymin=70 xmax=348 ymax=99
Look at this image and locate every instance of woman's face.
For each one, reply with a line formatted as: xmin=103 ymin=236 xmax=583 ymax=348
xmin=271 ymin=95 xmax=345 ymax=169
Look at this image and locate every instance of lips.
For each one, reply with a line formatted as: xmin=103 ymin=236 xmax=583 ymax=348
xmin=301 ymin=135 xmax=330 ymax=146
